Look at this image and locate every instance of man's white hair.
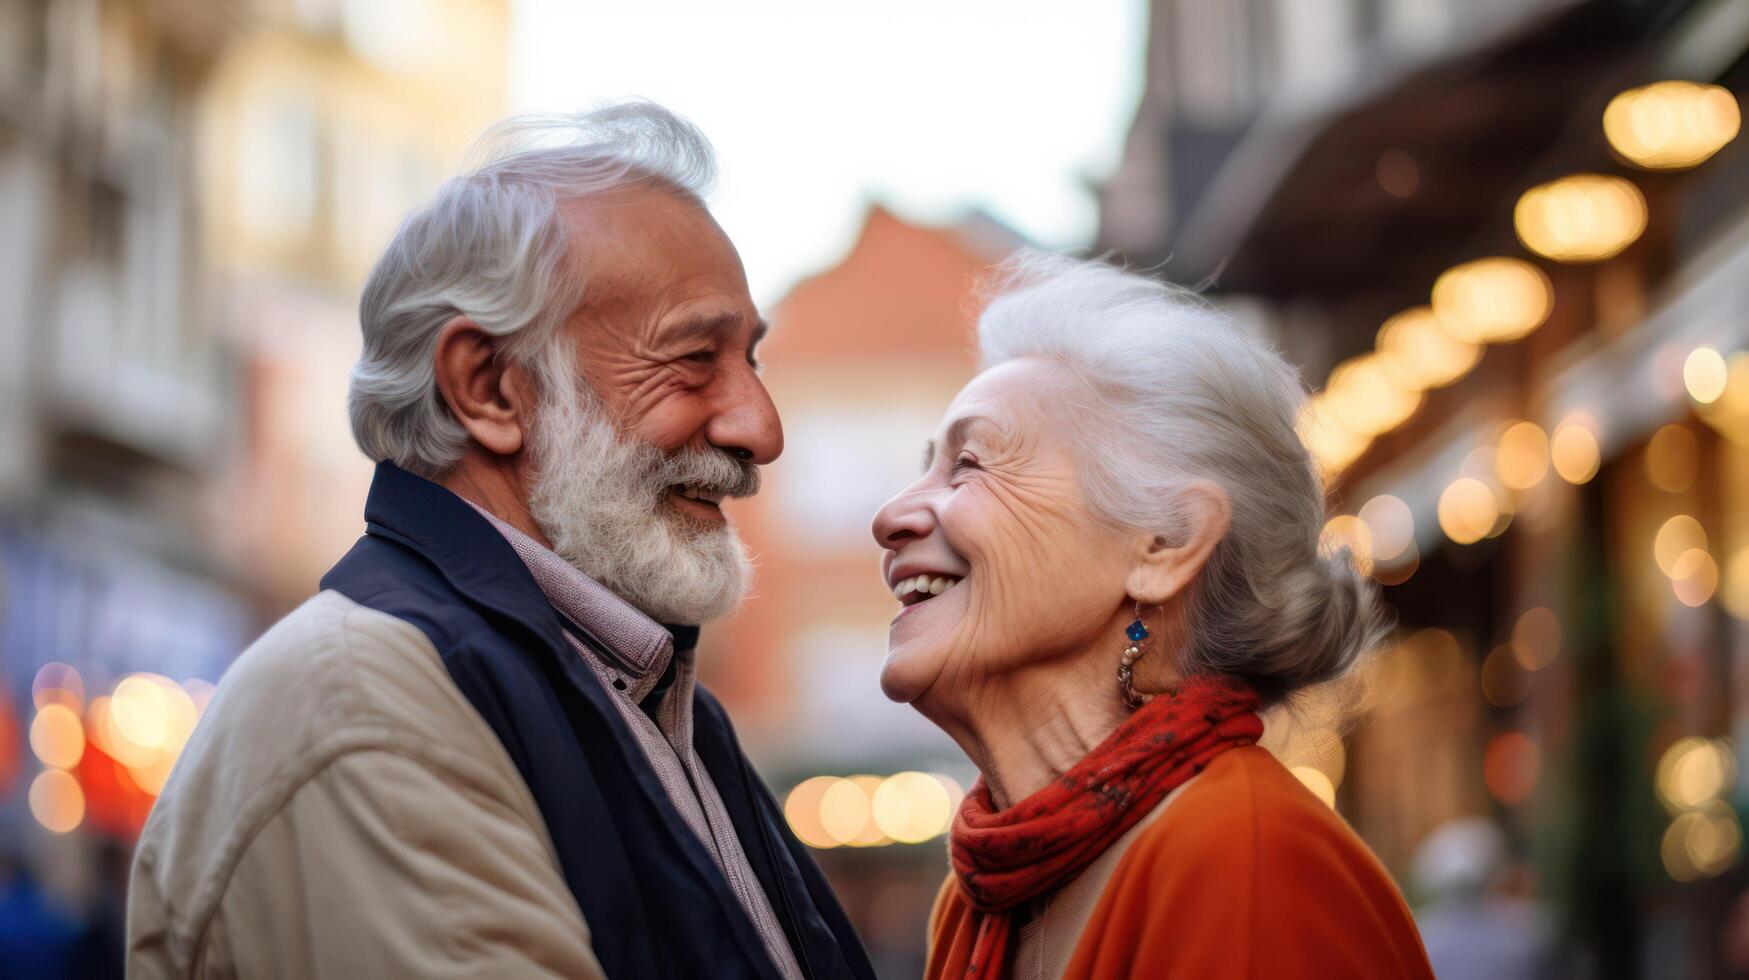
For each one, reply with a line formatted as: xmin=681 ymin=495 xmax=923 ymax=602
xmin=976 ymin=253 xmax=1387 ymax=703
xmin=349 ymin=100 xmax=717 ymax=477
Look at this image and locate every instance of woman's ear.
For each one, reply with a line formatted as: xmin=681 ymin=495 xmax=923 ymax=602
xmin=1126 ymin=481 xmax=1232 ymax=605
xmin=432 ymin=315 xmax=536 ymax=457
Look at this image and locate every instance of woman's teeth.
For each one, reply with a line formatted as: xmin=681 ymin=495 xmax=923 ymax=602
xmin=893 ymin=574 xmax=962 ymax=604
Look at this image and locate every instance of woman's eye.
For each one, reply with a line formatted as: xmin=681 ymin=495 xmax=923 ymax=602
xmin=952 ymin=453 xmax=979 ymax=473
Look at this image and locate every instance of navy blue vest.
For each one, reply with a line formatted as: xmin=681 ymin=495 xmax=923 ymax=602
xmin=320 ymin=462 xmax=875 ymax=980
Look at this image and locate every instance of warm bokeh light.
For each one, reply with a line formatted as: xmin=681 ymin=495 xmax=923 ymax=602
xmin=28 ymin=704 xmax=86 ymax=771
xmin=846 ymin=775 xmax=891 ymax=846
xmin=110 ymin=674 xmax=199 ymax=757
xmin=1672 ymin=548 xmax=1719 ymax=607
xmin=1550 ymin=421 xmax=1601 ymax=484
xmin=1656 ymin=737 xmax=1735 ymax=812
xmin=29 ymin=769 xmax=85 ymax=834
xmin=1663 ymin=804 xmax=1742 ymax=881
xmin=1297 ymin=397 xmax=1372 ymax=480
xmin=1510 ymin=607 xmax=1562 ymax=671
xmin=1645 ymin=424 xmax=1699 ymax=492
xmin=1320 ymin=515 xmax=1376 ymax=576
xmin=870 ymin=771 xmax=954 ymax=844
xmin=1358 ymin=495 xmax=1415 ymax=563
xmin=1654 ymin=515 xmax=1708 ymax=577
xmin=1372 ymin=539 xmax=1420 ymax=585
xmin=1431 ymin=257 xmax=1554 ymax=344
xmin=1375 ymin=306 xmax=1483 ymax=389
xmin=818 ymin=776 xmax=873 ymax=845
xmin=1484 ymin=732 xmax=1540 ymax=805
xmin=784 ymin=776 xmax=844 ymax=849
xmin=1685 ymin=346 xmax=1729 ymax=404
xmin=1495 ymin=421 xmax=1551 ymax=490
xmin=1291 ymin=766 xmax=1337 ymax=808
xmin=1603 ymin=80 xmax=1741 ymax=170
xmin=31 ymin=663 xmax=85 ymax=714
xmin=1725 ymin=548 xmax=1749 ymax=620
xmin=1481 ymin=646 xmax=1533 ymax=708
xmin=1324 ymin=353 xmax=1423 ymax=437
xmin=1514 ymin=173 xmax=1647 ymax=262
xmin=1438 ymin=477 xmax=1499 ymax=545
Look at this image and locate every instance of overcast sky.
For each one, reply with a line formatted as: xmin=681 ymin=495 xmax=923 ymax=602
xmin=510 ymin=1 xmax=1145 ymax=304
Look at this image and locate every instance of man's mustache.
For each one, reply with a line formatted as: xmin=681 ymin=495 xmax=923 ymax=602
xmin=650 ymin=447 xmax=761 ymax=500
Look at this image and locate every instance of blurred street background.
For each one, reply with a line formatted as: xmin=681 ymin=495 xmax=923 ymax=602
xmin=1 ymin=0 xmax=1746 ymax=976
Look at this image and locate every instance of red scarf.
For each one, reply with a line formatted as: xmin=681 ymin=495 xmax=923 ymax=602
xmin=946 ymin=674 xmax=1263 ymax=980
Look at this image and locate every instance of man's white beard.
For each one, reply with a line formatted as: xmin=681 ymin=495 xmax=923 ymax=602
xmin=526 ymin=373 xmax=757 ymax=625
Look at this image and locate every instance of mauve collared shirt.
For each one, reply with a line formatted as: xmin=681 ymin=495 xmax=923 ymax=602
xmin=471 ymin=505 xmax=805 ymax=980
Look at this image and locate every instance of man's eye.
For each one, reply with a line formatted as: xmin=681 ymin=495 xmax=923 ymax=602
xmin=683 ymin=350 xmax=716 ymax=365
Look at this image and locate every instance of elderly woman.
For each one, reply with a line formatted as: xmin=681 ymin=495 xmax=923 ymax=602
xmin=872 ymin=255 xmax=1433 ymax=980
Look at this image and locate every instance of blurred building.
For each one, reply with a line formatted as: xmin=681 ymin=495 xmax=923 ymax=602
xmin=708 ymin=204 xmax=1023 ymax=978
xmin=0 ymin=1 xmax=508 ymax=971
xmin=0 ymin=0 xmax=250 ymax=971
xmin=1102 ymin=0 xmax=1749 ymax=975
xmin=198 ymin=0 xmax=509 ymax=609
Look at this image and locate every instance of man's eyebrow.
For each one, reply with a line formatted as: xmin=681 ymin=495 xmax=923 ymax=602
xmin=656 ymin=309 xmax=751 ymax=345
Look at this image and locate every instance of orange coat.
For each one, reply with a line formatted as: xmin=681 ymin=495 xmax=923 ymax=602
xmin=926 ymin=746 xmax=1434 ymax=979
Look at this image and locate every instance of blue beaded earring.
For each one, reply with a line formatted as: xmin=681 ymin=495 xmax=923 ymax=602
xmin=1117 ymin=601 xmax=1154 ymax=708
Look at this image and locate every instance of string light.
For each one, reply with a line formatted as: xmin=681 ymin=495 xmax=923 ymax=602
xmin=1514 ymin=173 xmax=1647 ymax=262
xmin=1432 ymin=257 xmax=1554 ymax=344
xmin=1604 ymin=80 xmax=1740 ymax=170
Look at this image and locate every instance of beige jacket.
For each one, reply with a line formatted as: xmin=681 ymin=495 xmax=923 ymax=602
xmin=126 ymin=591 xmax=605 ymax=979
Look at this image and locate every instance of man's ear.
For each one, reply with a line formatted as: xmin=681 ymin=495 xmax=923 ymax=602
xmin=1125 ymin=481 xmax=1232 ymax=606
xmin=432 ymin=315 xmax=536 ymax=457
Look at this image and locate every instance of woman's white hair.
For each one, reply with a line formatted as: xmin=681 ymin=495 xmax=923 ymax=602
xmin=977 ymin=253 xmax=1387 ymax=702
xmin=349 ymin=100 xmax=717 ymax=477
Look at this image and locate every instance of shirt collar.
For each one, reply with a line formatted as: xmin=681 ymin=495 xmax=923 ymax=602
xmin=465 ymin=503 xmax=679 ymax=683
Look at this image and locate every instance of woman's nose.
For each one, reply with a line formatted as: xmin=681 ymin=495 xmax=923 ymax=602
xmin=872 ymin=484 xmax=938 ymax=551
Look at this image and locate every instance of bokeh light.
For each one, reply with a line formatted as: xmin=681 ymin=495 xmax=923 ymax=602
xmin=31 ymin=663 xmax=85 ymax=714
xmin=29 ymin=769 xmax=85 ymax=834
xmin=1514 ymin=173 xmax=1647 ymax=262
xmin=1510 ymin=607 xmax=1562 ymax=671
xmin=1438 ymin=477 xmax=1499 ymax=545
xmin=819 ymin=776 xmax=874 ymax=845
xmin=1375 ymin=306 xmax=1482 ymax=389
xmin=1550 ymin=421 xmax=1601 ymax=484
xmin=1495 ymin=421 xmax=1551 ymax=490
xmin=1481 ymin=646 xmax=1533 ymax=708
xmin=1431 ymin=257 xmax=1554 ymax=344
xmin=1358 ymin=495 xmax=1416 ymax=564
xmin=28 ymin=704 xmax=85 ymax=771
xmin=1645 ymin=424 xmax=1699 ymax=492
xmin=871 ymin=771 xmax=953 ymax=844
xmin=1484 ymin=732 xmax=1540 ymax=805
xmin=784 ymin=776 xmax=844 ymax=849
xmin=1654 ymin=516 xmax=1708 ymax=577
xmin=1325 ymin=354 xmax=1423 ymax=438
xmin=1320 ymin=515 xmax=1376 ymax=576
xmin=1725 ymin=548 xmax=1749 ymax=620
xmin=788 ymin=771 xmax=962 ymax=849
xmin=1671 ymin=549 xmax=1719 ymax=607
xmin=1656 ymin=737 xmax=1735 ymax=812
xmin=1685 ymin=346 xmax=1729 ymax=404
xmin=1663 ymin=804 xmax=1742 ymax=881
xmin=1297 ymin=397 xmax=1372 ymax=480
xmin=1604 ymin=80 xmax=1741 ymax=170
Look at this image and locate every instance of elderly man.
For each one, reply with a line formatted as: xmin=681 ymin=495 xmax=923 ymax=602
xmin=127 ymin=102 xmax=874 ymax=979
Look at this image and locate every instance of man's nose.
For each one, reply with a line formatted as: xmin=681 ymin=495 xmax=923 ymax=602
xmin=706 ymin=365 xmax=784 ymax=465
